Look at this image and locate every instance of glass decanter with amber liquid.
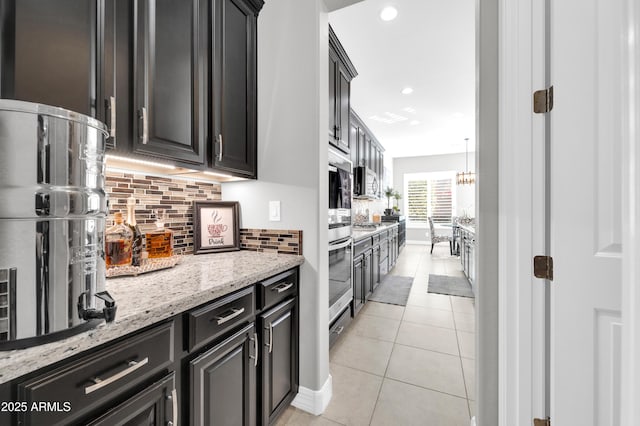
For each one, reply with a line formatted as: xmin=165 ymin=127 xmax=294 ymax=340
xmin=145 ymin=209 xmax=173 ymax=258
xmin=105 ymin=212 xmax=133 ymax=267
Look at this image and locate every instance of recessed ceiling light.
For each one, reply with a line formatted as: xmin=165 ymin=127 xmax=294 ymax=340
xmin=401 ymin=87 xmax=413 ymax=95
xmin=380 ymin=6 xmax=398 ymax=21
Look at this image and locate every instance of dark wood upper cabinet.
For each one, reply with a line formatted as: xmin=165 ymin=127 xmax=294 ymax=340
xmin=210 ymin=0 xmax=260 ymax=178
xmin=329 ymin=25 xmax=357 ymax=155
xmin=132 ymin=0 xmax=206 ymax=165
xmin=0 ymin=0 xmax=117 ymax=147
xmin=350 ymin=109 xmax=385 ymax=197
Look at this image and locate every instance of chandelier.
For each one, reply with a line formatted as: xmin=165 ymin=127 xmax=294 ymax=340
xmin=456 ymin=137 xmax=476 ymax=185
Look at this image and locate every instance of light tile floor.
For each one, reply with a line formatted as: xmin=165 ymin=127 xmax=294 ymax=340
xmin=277 ymin=244 xmax=475 ymax=426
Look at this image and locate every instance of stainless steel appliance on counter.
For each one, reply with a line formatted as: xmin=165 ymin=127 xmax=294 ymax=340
xmin=0 ymin=100 xmax=117 ymax=350
xmin=328 ymin=148 xmax=353 ymax=327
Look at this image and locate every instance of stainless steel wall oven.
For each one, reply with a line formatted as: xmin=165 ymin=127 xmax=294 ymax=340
xmin=328 ymin=148 xmax=352 ymax=325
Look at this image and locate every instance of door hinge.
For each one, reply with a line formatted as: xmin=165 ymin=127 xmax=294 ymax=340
xmin=533 ymin=86 xmax=554 ymax=113
xmin=533 ymin=255 xmax=554 ymax=280
xmin=533 ymin=417 xmax=551 ymax=426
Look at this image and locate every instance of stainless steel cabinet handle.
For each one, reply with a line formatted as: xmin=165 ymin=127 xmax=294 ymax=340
xmin=109 ymin=96 xmax=116 ymax=138
xmin=272 ymin=282 xmax=294 ymax=293
xmin=139 ymin=107 xmax=148 ymax=144
xmin=329 ymin=239 xmax=352 ymax=252
xmin=166 ymin=388 xmax=178 ymax=426
xmin=249 ymin=332 xmax=258 ymax=367
xmin=84 ymin=357 xmax=149 ymax=394
xmin=218 ymin=134 xmax=223 ymax=162
xmin=332 ymin=326 xmax=344 ymax=335
xmin=213 ymin=307 xmax=245 ymax=325
xmin=267 ymin=323 xmax=273 ymax=353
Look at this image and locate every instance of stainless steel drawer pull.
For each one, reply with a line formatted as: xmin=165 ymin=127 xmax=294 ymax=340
xmin=332 ymin=326 xmax=344 ymax=335
xmin=84 ymin=357 xmax=149 ymax=394
xmin=272 ymin=283 xmax=294 ymax=293
xmin=249 ymin=332 xmax=258 ymax=367
xmin=266 ymin=323 xmax=273 ymax=353
xmin=213 ymin=307 xmax=245 ymax=325
xmin=218 ymin=134 xmax=223 ymax=162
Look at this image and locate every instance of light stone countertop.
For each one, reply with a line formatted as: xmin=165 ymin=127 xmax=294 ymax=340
xmin=0 ymin=251 xmax=304 ymax=385
xmin=352 ymin=222 xmax=398 ymax=242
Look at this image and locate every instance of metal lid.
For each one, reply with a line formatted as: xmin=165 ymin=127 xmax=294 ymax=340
xmin=0 ymin=99 xmax=109 ymax=135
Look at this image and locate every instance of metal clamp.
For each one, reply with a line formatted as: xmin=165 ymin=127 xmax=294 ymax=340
xmin=272 ymin=283 xmax=294 ymax=293
xmin=85 ymin=357 xmax=149 ymax=394
xmin=213 ymin=307 xmax=245 ymax=325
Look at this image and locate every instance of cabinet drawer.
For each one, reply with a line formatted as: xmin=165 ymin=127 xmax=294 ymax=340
xmin=372 ymin=233 xmax=380 ymax=245
xmin=329 ymin=306 xmax=351 ymax=348
xmin=17 ymin=321 xmax=174 ymax=426
xmin=354 ymin=237 xmax=372 ymax=257
xmin=188 ymin=286 xmax=255 ymax=351
xmin=257 ymin=269 xmax=298 ymax=310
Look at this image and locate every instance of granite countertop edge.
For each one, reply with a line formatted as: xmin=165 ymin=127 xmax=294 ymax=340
xmin=0 ymin=251 xmax=305 ymax=385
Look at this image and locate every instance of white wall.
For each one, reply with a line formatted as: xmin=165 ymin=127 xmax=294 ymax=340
xmin=222 ymin=0 xmax=330 ymax=405
xmin=393 ymin=153 xmax=476 ymax=242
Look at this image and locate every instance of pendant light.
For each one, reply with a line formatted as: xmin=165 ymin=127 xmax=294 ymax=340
xmin=456 ymin=137 xmax=476 ymax=185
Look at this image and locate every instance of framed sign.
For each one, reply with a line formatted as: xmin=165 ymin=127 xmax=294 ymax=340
xmin=193 ymin=201 xmax=240 ymax=254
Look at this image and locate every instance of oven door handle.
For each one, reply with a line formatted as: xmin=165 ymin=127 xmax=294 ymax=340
xmin=329 ymin=239 xmax=352 ymax=252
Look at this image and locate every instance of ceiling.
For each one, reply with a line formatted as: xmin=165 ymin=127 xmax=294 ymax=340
xmin=329 ymin=0 xmax=475 ymax=158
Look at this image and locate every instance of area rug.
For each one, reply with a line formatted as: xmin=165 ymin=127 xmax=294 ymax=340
xmin=368 ymin=275 xmax=414 ymax=306
xmin=428 ymin=274 xmax=474 ymax=298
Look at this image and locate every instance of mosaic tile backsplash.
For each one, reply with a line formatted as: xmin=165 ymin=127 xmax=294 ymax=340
xmin=240 ymin=229 xmax=303 ymax=255
xmin=105 ymin=171 xmax=222 ymax=255
xmin=105 ymin=172 xmax=303 ymax=256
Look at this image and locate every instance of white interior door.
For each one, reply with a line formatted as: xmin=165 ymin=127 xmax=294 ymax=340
xmin=550 ymin=0 xmax=627 ymax=424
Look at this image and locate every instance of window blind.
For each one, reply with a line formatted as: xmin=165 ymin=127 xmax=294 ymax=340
xmin=405 ymin=175 xmax=454 ymax=225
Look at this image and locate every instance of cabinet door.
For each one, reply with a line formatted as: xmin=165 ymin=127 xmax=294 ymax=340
xmin=190 ymin=323 xmax=257 ymax=426
xmin=353 ymin=255 xmax=364 ymax=314
xmin=349 ymin=122 xmax=359 ymax=166
xmin=337 ymin=67 xmax=351 ymax=154
xmin=357 ymin=129 xmax=366 ymax=167
xmin=212 ymin=0 xmax=258 ymax=177
xmin=372 ymin=245 xmax=380 ymax=292
xmin=328 ymin=51 xmax=338 ymax=142
xmin=363 ymin=250 xmax=373 ymax=300
xmin=260 ymin=298 xmax=298 ymax=425
xmin=87 ymin=373 xmax=177 ymax=426
xmin=0 ymin=0 xmax=116 ymax=142
xmin=133 ymin=0 xmax=206 ymax=164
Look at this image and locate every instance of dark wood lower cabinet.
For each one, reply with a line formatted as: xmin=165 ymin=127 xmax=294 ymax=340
xmin=87 ymin=373 xmax=177 ymax=426
xmin=190 ymin=323 xmax=257 ymax=426
xmin=259 ymin=298 xmax=298 ymax=425
xmin=363 ymin=250 xmax=373 ymax=301
xmin=1 ymin=267 xmax=299 ymax=426
xmin=372 ymin=245 xmax=381 ymax=292
xmin=353 ymin=254 xmax=364 ymax=315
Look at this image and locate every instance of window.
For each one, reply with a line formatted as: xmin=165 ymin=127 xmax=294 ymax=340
xmin=404 ymin=172 xmax=455 ymax=227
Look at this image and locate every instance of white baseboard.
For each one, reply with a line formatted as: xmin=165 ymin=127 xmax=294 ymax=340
xmin=406 ymin=240 xmax=429 ymax=245
xmin=291 ymin=374 xmax=333 ymax=416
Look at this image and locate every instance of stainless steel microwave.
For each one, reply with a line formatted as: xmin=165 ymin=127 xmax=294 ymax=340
xmin=354 ymin=166 xmax=378 ymax=198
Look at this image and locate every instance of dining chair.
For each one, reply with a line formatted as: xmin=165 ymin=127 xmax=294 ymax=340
xmin=427 ymin=217 xmax=453 ymax=255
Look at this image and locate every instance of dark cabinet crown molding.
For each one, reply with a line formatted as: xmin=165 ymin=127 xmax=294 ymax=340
xmin=329 ymin=25 xmax=358 ymax=80
xmin=247 ymin=0 xmax=265 ymax=14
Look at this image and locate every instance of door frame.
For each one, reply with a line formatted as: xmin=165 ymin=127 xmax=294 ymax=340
xmin=496 ymin=0 xmax=640 ymax=425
